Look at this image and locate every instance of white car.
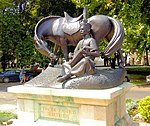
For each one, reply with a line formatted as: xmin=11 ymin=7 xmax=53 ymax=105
xmin=146 ymin=75 xmax=150 ymax=82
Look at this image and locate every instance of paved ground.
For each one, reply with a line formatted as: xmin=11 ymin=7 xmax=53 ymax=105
xmin=0 ymin=82 xmax=21 ymax=114
xmin=0 ymin=82 xmax=21 ymax=105
xmin=126 ymin=84 xmax=150 ymax=100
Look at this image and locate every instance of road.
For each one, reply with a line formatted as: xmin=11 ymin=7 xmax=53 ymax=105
xmin=0 ymin=82 xmax=21 ymax=106
xmin=0 ymin=82 xmax=22 ymax=92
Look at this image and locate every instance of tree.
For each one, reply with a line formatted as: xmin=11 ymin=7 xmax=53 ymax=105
xmin=0 ymin=0 xmax=13 ymax=10
xmin=1 ymin=0 xmax=149 ymax=66
xmin=0 ymin=0 xmax=34 ymax=66
xmin=72 ymin=0 xmax=150 ymax=65
xmin=0 ymin=0 xmax=80 ymax=66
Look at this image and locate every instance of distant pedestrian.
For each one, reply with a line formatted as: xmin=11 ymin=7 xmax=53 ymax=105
xmin=42 ymin=66 xmax=45 ymax=73
xmin=1 ymin=61 xmax=7 ymax=72
xmin=41 ymin=64 xmax=48 ymax=73
xmin=19 ymin=65 xmax=26 ymax=83
xmin=33 ymin=66 xmax=38 ymax=73
xmin=45 ymin=64 xmax=48 ymax=69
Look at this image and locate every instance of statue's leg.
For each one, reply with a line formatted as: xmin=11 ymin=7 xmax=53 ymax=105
xmin=57 ymin=58 xmax=87 ymax=82
xmin=118 ymin=48 xmax=125 ymax=68
xmin=70 ymin=57 xmax=95 ymax=76
xmin=69 ymin=51 xmax=84 ymax=67
xmin=50 ymin=44 xmax=60 ymax=67
xmin=60 ymin=38 xmax=68 ymax=61
xmin=57 ymin=58 xmax=95 ymax=82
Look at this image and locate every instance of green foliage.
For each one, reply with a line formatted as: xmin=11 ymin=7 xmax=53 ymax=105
xmin=141 ymin=0 xmax=150 ymax=25
xmin=0 ymin=111 xmax=17 ymax=123
xmin=126 ymin=66 xmax=150 ymax=84
xmin=0 ymin=0 xmax=150 ymax=65
xmin=0 ymin=0 xmax=14 ymax=10
xmin=0 ymin=6 xmax=35 ymax=65
xmin=138 ymin=96 xmax=150 ymax=123
xmin=126 ymin=99 xmax=136 ymax=111
xmin=0 ymin=0 xmax=80 ymax=66
xmin=126 ymin=99 xmax=138 ymax=117
xmin=72 ymin=0 xmax=121 ymax=16
xmin=126 ymin=66 xmax=150 ymax=75
xmin=72 ymin=0 xmax=150 ymax=62
xmin=0 ymin=9 xmax=21 ymax=62
xmin=119 ymin=0 xmax=145 ymax=53
xmin=15 ymin=36 xmax=34 ymax=66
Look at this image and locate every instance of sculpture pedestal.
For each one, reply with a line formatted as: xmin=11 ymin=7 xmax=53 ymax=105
xmin=8 ymin=82 xmax=138 ymax=126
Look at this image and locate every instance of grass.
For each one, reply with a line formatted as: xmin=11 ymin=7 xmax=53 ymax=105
xmin=128 ymin=73 xmax=150 ymax=85
xmin=0 ymin=111 xmax=17 ymax=123
xmin=131 ymin=80 xmax=147 ymax=85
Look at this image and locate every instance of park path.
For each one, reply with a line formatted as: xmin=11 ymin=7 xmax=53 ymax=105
xmin=0 ymin=82 xmax=19 ymax=114
xmin=126 ymin=84 xmax=150 ymax=100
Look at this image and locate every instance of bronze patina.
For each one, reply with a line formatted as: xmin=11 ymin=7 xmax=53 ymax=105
xmin=32 ymin=8 xmax=127 ymax=87
xmin=34 ymin=7 xmax=124 ymax=68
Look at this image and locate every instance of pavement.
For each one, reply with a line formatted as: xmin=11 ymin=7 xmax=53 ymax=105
xmin=126 ymin=84 xmax=150 ymax=100
xmin=0 ymin=82 xmax=20 ymax=114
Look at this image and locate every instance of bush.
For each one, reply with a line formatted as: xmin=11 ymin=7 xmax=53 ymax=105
xmin=0 ymin=111 xmax=17 ymax=123
xmin=138 ymin=96 xmax=150 ymax=123
xmin=126 ymin=99 xmax=138 ymax=117
xmin=126 ymin=66 xmax=150 ymax=75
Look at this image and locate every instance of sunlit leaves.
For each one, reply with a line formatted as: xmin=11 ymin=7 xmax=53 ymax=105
xmin=0 ymin=0 xmax=13 ymax=10
xmin=72 ymin=0 xmax=150 ymax=61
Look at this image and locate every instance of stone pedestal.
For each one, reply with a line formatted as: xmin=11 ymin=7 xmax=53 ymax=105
xmin=8 ymin=82 xmax=138 ymax=126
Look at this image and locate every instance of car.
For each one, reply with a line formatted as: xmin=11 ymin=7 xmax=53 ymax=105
xmin=0 ymin=70 xmax=36 ymax=83
xmin=146 ymin=75 xmax=150 ymax=82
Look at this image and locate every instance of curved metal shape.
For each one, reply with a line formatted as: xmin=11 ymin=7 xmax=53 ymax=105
xmin=34 ymin=16 xmax=61 ymax=59
xmin=103 ymin=16 xmax=124 ymax=57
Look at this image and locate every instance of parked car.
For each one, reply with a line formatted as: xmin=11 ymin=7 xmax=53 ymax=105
xmin=0 ymin=70 xmax=37 ymax=83
xmin=146 ymin=75 xmax=150 ymax=82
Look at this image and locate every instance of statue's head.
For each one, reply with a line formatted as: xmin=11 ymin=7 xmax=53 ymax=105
xmin=79 ymin=19 xmax=91 ymax=36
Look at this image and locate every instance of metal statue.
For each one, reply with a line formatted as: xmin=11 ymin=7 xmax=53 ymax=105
xmin=57 ymin=19 xmax=100 ymax=82
xmin=34 ymin=7 xmax=125 ymax=67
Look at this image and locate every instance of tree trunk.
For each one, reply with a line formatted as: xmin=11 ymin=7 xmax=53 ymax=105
xmin=145 ymin=48 xmax=149 ymax=66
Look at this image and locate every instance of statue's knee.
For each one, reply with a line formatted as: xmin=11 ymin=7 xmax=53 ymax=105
xmin=83 ymin=57 xmax=90 ymax=64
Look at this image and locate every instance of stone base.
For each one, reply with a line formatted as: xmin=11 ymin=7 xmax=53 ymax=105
xmin=11 ymin=119 xmax=79 ymax=126
xmin=8 ymin=82 xmax=139 ymax=126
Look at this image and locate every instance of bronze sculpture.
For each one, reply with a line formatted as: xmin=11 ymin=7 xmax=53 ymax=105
xmin=34 ymin=8 xmax=125 ymax=68
xmin=57 ymin=19 xmax=100 ymax=82
xmin=25 ymin=8 xmax=127 ymax=89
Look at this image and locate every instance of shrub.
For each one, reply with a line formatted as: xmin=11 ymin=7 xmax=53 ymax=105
xmin=138 ymin=96 xmax=150 ymax=123
xmin=126 ymin=99 xmax=138 ymax=117
xmin=0 ymin=111 xmax=17 ymax=123
xmin=126 ymin=66 xmax=150 ymax=75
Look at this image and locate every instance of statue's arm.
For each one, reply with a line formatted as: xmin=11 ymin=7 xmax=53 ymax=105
xmin=74 ymin=40 xmax=82 ymax=54
xmin=82 ymin=47 xmax=100 ymax=57
xmin=82 ymin=39 xmax=100 ymax=57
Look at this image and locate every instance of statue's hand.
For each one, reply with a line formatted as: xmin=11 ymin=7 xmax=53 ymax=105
xmin=81 ymin=46 xmax=92 ymax=55
xmin=83 ymin=46 xmax=92 ymax=50
xmin=50 ymin=53 xmax=57 ymax=59
xmin=80 ymin=48 xmax=88 ymax=54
